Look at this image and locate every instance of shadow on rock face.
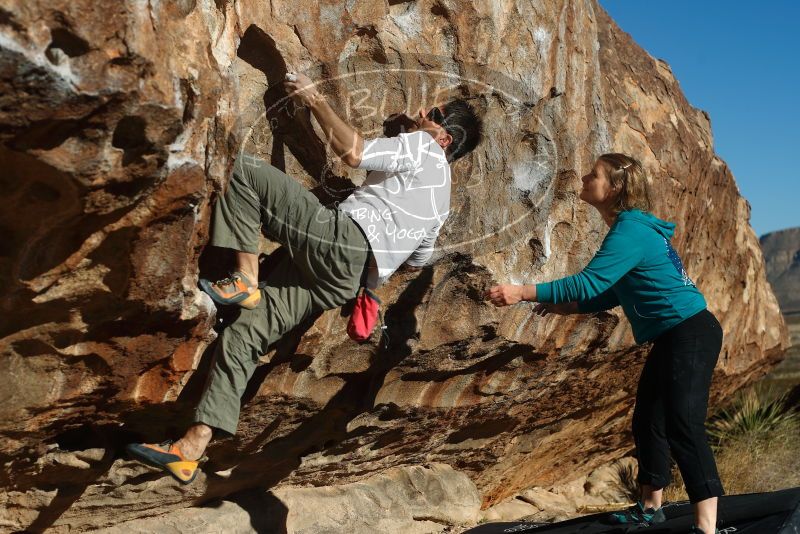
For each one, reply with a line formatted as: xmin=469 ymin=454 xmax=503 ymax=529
xmin=227 ymin=489 xmax=289 ymax=534
xmin=236 ymin=25 xmax=353 ymax=205
xmin=184 ymin=264 xmax=434 ymax=511
xmin=382 ymin=113 xmax=417 ymax=137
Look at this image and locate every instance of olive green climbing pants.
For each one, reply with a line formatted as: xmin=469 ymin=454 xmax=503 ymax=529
xmin=194 ymin=154 xmax=369 ymax=435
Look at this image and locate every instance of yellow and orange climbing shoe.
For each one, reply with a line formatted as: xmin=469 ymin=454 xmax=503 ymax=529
xmin=126 ymin=440 xmax=200 ymax=484
xmin=199 ymin=271 xmax=261 ymax=309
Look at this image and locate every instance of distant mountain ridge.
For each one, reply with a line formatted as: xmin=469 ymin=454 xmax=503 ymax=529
xmin=761 ymin=227 xmax=800 ymax=315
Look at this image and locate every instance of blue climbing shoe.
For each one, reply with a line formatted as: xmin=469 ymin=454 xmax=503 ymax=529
xmin=607 ymin=501 xmax=666 ymax=526
xmin=126 ymin=440 xmax=200 ymax=484
xmin=199 ymin=271 xmax=260 ymax=309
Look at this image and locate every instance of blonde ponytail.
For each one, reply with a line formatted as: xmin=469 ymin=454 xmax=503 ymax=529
xmin=598 ymin=153 xmax=652 ymax=214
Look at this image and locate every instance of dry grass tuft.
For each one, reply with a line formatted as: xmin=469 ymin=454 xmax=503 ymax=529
xmin=664 ymin=384 xmax=800 ymax=502
xmin=614 ymin=460 xmax=639 ymax=502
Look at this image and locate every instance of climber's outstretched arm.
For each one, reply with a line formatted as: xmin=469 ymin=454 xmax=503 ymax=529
xmin=284 ymin=72 xmax=364 ymax=167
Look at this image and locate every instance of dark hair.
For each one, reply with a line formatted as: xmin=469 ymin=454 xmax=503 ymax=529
xmin=441 ymin=99 xmax=483 ymax=162
xmin=597 ymin=153 xmax=653 ymax=214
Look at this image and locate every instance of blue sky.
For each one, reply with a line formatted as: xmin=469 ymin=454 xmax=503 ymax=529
xmin=599 ymin=1 xmax=799 ymax=237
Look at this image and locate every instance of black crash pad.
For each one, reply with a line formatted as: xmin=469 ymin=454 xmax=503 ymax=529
xmin=465 ymin=486 xmax=800 ymax=533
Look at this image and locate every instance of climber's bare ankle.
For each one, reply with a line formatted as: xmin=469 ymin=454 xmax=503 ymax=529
xmin=175 ymin=424 xmax=212 ymax=461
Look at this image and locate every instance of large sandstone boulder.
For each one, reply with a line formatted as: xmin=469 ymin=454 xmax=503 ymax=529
xmin=0 ymin=0 xmax=788 ymax=531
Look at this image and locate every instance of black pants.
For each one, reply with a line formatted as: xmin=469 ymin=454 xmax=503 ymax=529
xmin=632 ymin=309 xmax=725 ymax=503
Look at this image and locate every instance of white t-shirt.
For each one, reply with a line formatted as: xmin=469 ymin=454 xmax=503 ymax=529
xmin=337 ymin=131 xmax=451 ymax=287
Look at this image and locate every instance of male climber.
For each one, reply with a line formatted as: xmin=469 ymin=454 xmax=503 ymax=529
xmin=126 ymin=71 xmax=483 ymax=483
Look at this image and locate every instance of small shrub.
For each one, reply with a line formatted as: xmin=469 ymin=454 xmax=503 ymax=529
xmin=707 ymin=385 xmax=797 ymax=442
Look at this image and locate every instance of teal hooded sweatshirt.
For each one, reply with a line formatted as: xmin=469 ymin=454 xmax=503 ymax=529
xmin=535 ymin=209 xmax=707 ymax=344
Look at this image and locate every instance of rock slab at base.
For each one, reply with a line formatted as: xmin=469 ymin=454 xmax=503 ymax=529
xmin=96 ymin=464 xmax=480 ymax=534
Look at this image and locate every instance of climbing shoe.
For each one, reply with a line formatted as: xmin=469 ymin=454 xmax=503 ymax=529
xmin=199 ymin=271 xmax=260 ymax=309
xmin=126 ymin=440 xmax=200 ymax=484
xmin=607 ymin=501 xmax=666 ymax=526
xmin=688 ymin=527 xmax=719 ymax=534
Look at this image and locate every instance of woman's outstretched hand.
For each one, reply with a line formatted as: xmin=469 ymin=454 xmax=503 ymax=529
xmin=485 ymin=284 xmax=528 ymax=307
xmin=485 ymin=284 xmax=578 ymax=313
xmin=533 ymin=302 xmax=579 ymax=316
